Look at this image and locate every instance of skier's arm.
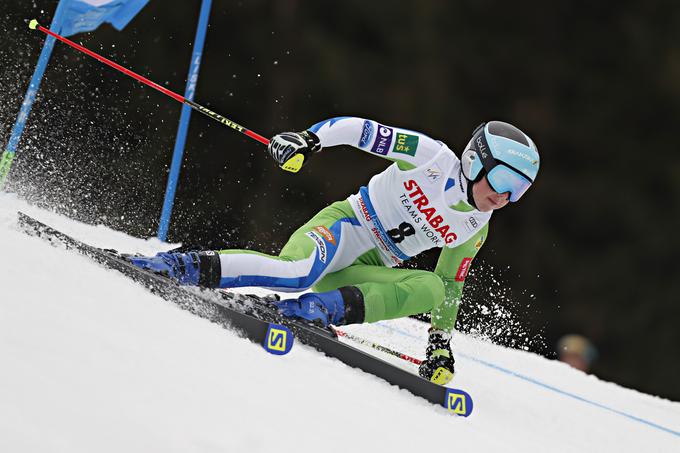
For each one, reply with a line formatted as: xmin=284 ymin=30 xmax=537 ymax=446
xmin=309 ymin=117 xmax=445 ymax=170
xmin=419 ymin=226 xmax=486 ymax=384
xmin=431 ymin=223 xmax=489 ymax=332
xmin=418 ymin=228 xmax=487 ymax=385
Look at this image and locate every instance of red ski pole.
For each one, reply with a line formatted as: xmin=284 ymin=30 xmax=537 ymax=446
xmin=333 ymin=328 xmax=423 ymax=365
xmin=26 ymin=20 xmax=292 ymax=160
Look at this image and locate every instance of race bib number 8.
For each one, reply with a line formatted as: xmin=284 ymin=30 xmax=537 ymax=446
xmin=387 ymin=222 xmax=415 ymax=244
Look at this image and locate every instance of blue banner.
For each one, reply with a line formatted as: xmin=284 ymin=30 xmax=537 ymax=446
xmin=61 ymin=0 xmax=150 ymax=37
xmin=0 ymin=0 xmax=151 ymax=191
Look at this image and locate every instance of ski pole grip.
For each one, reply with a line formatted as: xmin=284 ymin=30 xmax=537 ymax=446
xmin=281 ymin=154 xmax=305 ymax=173
xmin=28 ymin=19 xmax=39 ymax=30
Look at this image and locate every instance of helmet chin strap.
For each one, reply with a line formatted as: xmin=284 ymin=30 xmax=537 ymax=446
xmin=460 ymin=166 xmax=480 ymax=210
xmin=467 ymin=182 xmax=477 ymax=209
xmin=463 ymin=122 xmax=498 ymax=210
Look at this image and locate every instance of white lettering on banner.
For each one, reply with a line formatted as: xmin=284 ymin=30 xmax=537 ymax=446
xmin=81 ymin=0 xmax=117 ymax=6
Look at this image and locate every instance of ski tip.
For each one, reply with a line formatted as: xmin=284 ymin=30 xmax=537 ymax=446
xmin=443 ymin=388 xmax=474 ymax=417
xmin=262 ymin=324 xmax=294 ymax=355
xmin=28 ymin=19 xmax=39 ymax=30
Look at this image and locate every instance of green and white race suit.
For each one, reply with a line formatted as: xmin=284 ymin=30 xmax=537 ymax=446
xmin=216 ymin=117 xmax=490 ymax=332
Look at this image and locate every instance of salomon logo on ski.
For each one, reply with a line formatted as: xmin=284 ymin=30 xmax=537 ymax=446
xmin=444 ymin=388 xmax=474 ymax=416
xmin=263 ymin=324 xmax=294 ymax=355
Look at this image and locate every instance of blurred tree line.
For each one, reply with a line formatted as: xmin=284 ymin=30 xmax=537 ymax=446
xmin=1 ymin=0 xmax=678 ymax=399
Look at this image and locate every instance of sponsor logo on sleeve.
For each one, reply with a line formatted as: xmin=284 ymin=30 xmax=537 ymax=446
xmin=393 ymin=133 xmax=419 ymax=156
xmin=358 ymin=120 xmax=374 ymax=148
xmin=371 ymin=125 xmax=394 ymax=155
xmin=454 ymin=257 xmax=473 ymax=281
xmin=313 ymin=226 xmax=337 ymax=245
xmin=306 ymin=231 xmax=328 ymax=263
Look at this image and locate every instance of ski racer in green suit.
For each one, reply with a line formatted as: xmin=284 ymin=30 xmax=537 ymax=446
xmin=130 ymin=118 xmax=541 ymax=385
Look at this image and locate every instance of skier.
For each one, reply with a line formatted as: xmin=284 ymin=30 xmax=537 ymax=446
xmin=130 ymin=118 xmax=540 ymax=385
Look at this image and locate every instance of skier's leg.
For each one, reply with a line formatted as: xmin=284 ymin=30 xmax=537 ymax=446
xmin=127 ymin=241 xmax=319 ymax=288
xmin=214 ymin=200 xmax=372 ymax=291
xmin=128 ymin=200 xmax=374 ymax=291
xmin=129 ymin=201 xmax=370 ymax=291
xmin=312 ymin=264 xmax=445 ymax=323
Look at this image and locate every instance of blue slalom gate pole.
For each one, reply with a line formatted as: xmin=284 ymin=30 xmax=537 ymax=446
xmin=0 ymin=0 xmax=70 ymax=190
xmin=157 ymin=0 xmax=213 ymax=241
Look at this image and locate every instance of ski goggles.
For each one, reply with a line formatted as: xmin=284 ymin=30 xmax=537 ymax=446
xmin=470 ymin=122 xmax=534 ymax=202
xmin=486 ymin=164 xmax=533 ymax=202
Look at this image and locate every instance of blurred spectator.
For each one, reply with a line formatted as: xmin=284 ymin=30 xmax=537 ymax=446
xmin=557 ymin=334 xmax=598 ymax=373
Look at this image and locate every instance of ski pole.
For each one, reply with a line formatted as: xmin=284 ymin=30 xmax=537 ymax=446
xmin=333 ymin=328 xmax=423 ymax=365
xmin=26 ymin=20 xmax=311 ymax=172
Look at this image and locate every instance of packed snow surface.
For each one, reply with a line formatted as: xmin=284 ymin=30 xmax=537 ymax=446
xmin=1 ymin=193 xmax=678 ymax=452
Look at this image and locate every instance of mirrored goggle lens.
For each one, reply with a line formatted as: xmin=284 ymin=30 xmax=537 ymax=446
xmin=486 ymin=165 xmax=532 ymax=202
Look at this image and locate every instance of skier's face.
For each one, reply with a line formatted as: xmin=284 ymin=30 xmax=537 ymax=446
xmin=473 ymin=176 xmax=510 ymax=212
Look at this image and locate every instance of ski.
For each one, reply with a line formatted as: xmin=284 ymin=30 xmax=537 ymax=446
xmin=17 ymin=211 xmax=473 ymax=416
xmin=17 ymin=211 xmax=297 ymax=356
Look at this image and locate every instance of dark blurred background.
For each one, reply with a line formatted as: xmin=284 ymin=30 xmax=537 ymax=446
xmin=1 ymin=1 xmax=678 ymax=399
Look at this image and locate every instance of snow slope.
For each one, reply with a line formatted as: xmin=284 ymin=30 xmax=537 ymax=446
xmin=1 ymin=193 xmax=678 ymax=452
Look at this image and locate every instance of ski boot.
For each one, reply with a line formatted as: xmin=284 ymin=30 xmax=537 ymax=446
xmin=274 ymin=286 xmax=365 ymax=327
